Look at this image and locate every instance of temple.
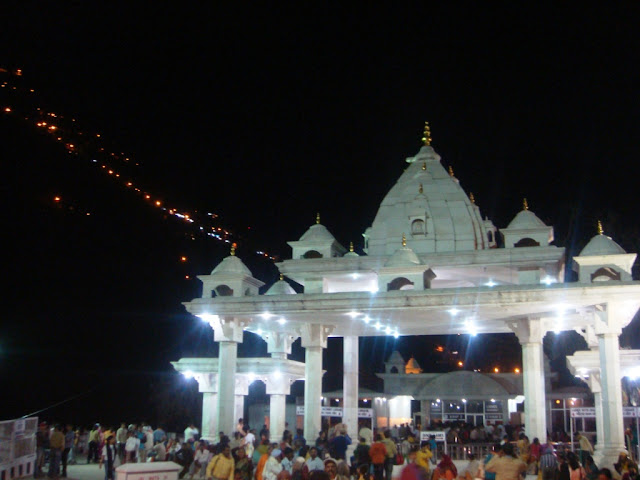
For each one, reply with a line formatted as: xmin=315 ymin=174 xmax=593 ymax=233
xmin=174 ymin=123 xmax=640 ymax=469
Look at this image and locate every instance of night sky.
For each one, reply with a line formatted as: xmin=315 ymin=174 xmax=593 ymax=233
xmin=2 ymin=4 xmax=640 ymax=429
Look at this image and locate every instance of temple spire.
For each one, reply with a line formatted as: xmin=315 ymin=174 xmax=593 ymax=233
xmin=421 ymin=121 xmax=432 ymax=146
xmin=419 ymin=183 xmax=424 ymax=194
xmin=402 ymin=233 xmax=407 ymax=247
xmin=349 ymin=241 xmax=354 ymax=252
xmin=470 ymin=192 xmax=476 ymax=204
xmin=316 ymin=212 xmax=321 ymax=224
xmin=597 ymin=220 xmax=604 ymax=235
xmin=523 ymin=198 xmax=529 ymax=211
xmin=448 ymin=165 xmax=455 ymax=177
xmin=230 ymin=243 xmax=237 ymax=256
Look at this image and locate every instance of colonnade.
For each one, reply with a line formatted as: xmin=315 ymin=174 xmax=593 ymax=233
xmin=179 ymin=303 xmax=631 ymax=471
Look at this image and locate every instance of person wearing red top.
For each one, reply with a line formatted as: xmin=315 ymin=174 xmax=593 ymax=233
xmin=369 ymin=435 xmax=387 ymax=480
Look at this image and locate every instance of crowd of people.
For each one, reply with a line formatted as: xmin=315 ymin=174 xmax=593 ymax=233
xmin=31 ymin=417 xmax=640 ymax=480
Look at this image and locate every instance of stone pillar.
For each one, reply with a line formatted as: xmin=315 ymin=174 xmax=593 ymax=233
xmin=208 ymin=316 xmax=247 ymax=436
xmin=593 ymin=304 xmax=628 ymax=469
xmin=269 ymin=394 xmax=287 ymax=441
xmin=509 ymin=317 xmax=547 ymax=442
xmin=234 ymin=376 xmax=250 ymax=428
xmin=299 ymin=324 xmax=333 ymax=440
xmin=587 ymin=372 xmax=604 ymax=463
xmin=420 ymin=400 xmax=429 ymax=429
xmin=195 ymin=373 xmax=218 ymax=442
xmin=343 ymin=335 xmax=359 ymax=465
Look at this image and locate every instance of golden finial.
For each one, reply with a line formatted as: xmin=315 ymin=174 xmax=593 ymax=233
xmin=470 ymin=192 xmax=475 ymax=204
xmin=422 ymin=162 xmax=426 ymax=171
xmin=448 ymin=165 xmax=454 ymax=177
xmin=349 ymin=241 xmax=354 ymax=252
xmin=316 ymin=212 xmax=321 ymax=224
xmin=419 ymin=183 xmax=424 ymax=194
xmin=279 ymin=273 xmax=284 ymax=281
xmin=597 ymin=220 xmax=604 ymax=235
xmin=421 ymin=122 xmax=432 ymax=146
xmin=523 ymin=198 xmax=529 ymax=211
xmin=402 ymin=233 xmax=407 ymax=247
xmin=230 ymin=243 xmax=237 ymax=256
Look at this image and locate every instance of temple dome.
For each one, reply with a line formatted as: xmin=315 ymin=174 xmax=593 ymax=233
xmin=265 ymin=277 xmax=297 ymax=295
xmin=579 ymin=233 xmax=627 ymax=256
xmin=385 ymin=246 xmax=423 ymax=267
xmin=299 ymin=223 xmax=337 ymax=242
xmin=506 ymin=209 xmax=548 ymax=229
xmin=211 ymin=254 xmax=252 ymax=276
xmin=363 ymin=144 xmax=496 ymax=255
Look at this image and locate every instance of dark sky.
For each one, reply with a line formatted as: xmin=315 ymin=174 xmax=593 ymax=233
xmin=2 ymin=4 xmax=640 ymax=429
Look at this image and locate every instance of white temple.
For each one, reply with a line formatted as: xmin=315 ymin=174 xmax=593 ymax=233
xmin=174 ymin=124 xmax=640 ymax=469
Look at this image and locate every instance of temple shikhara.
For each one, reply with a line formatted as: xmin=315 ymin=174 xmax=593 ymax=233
xmin=172 ymin=123 xmax=640 ymax=469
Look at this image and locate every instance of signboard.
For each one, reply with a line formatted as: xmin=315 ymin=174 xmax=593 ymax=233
xmin=420 ymin=431 xmax=446 ymax=442
xmin=485 ymin=414 xmax=503 ymax=420
xmin=444 ymin=414 xmax=465 ymax=421
xmin=570 ymin=408 xmax=595 ymax=418
xmin=485 ymin=403 xmax=501 ymax=413
xmin=295 ymin=406 xmax=373 ymax=418
xmin=571 ymin=407 xmax=639 ymax=418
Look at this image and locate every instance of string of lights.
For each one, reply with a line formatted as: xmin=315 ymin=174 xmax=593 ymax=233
xmin=1 ymin=67 xmax=277 ymax=262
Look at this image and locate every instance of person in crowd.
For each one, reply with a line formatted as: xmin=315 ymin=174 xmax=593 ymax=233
xmin=400 ymin=447 xmax=423 ymax=480
xmin=88 ymin=424 xmax=101 ymax=464
xmin=517 ymin=433 xmax=530 ymax=466
xmin=49 ymin=424 xmax=65 ymax=479
xmin=415 ymin=441 xmax=432 ymax=475
xmin=381 ymin=430 xmax=397 ymax=480
xmin=243 ymin=429 xmax=256 ymax=459
xmin=567 ymin=452 xmax=586 ymax=480
xmin=458 ymin=453 xmax=481 ymax=480
xmin=292 ymin=457 xmax=308 ymax=480
xmin=154 ymin=425 xmax=167 ymax=445
xmin=335 ymin=460 xmax=350 ymax=480
xmin=323 ymin=459 xmax=337 ymax=480
xmin=369 ymin=434 xmax=388 ymax=480
xmin=116 ymin=423 xmax=128 ymax=463
xmin=256 ymin=443 xmax=275 ymax=480
xmin=306 ymin=447 xmax=325 ymax=472
xmin=263 ymin=449 xmax=284 ymax=480
xmin=35 ymin=422 xmax=50 ymax=478
xmin=176 ymin=442 xmax=195 ymax=479
xmin=185 ymin=424 xmax=199 ymax=443
xmin=353 ymin=437 xmax=371 ymax=472
xmin=282 ymin=448 xmax=295 ymax=474
xmin=583 ymin=455 xmax=599 ymax=480
xmin=190 ymin=442 xmax=212 ymax=479
xmin=125 ymin=430 xmax=140 ymax=463
xmin=428 ymin=435 xmax=438 ymax=464
xmin=230 ymin=432 xmax=244 ymax=452
xmin=597 ymin=469 xmax=612 ymax=480
xmin=357 ymin=464 xmax=369 ymax=480
xmin=315 ymin=432 xmax=328 ymax=458
xmin=433 ymin=454 xmax=458 ymax=480
xmin=557 ymin=454 xmax=570 ymax=480
xmin=359 ymin=423 xmax=373 ymax=446
xmin=152 ymin=439 xmax=167 ymax=462
xmin=330 ymin=427 xmax=351 ymax=461
xmin=61 ymin=424 xmax=74 ymax=477
xmin=529 ymin=438 xmax=541 ymax=475
xmin=260 ymin=425 xmax=270 ymax=441
xmin=574 ymin=433 xmax=594 ymax=466
xmin=485 ymin=444 xmax=526 ymax=480
xmin=483 ymin=444 xmax=502 ymax=480
xmin=234 ymin=446 xmax=253 ymax=480
xmin=99 ymin=435 xmax=117 ymax=480
xmin=206 ymin=444 xmax=235 ymax=480
xmin=539 ymin=445 xmax=559 ymax=480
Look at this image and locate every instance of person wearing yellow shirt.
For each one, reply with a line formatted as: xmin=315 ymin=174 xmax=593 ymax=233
xmin=416 ymin=442 xmax=433 ymax=473
xmin=206 ymin=445 xmax=235 ymax=480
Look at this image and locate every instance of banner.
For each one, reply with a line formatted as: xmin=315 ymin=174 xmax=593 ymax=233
xmin=420 ymin=431 xmax=446 ymax=442
xmin=295 ymin=406 xmax=373 ymax=418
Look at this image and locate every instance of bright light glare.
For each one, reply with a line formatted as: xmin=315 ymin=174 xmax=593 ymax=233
xmin=374 ymin=322 xmax=382 ymax=330
xmin=182 ymin=370 xmax=194 ymax=379
xmin=542 ymin=276 xmax=557 ymax=285
xmin=393 ymin=331 xmax=399 ymax=339
xmin=448 ymin=308 xmax=460 ymax=316
xmin=362 ymin=316 xmax=371 ymax=324
xmin=197 ymin=313 xmax=219 ymax=323
xmin=385 ymin=326 xmax=392 ymax=334
xmin=277 ymin=317 xmax=287 ymax=325
xmin=260 ymin=312 xmax=274 ymax=320
xmin=273 ymin=370 xmax=282 ymax=379
xmin=346 ymin=311 xmax=360 ymax=318
xmin=485 ymin=280 xmax=497 ymax=287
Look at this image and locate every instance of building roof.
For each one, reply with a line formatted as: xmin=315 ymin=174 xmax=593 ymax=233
xmin=211 ymin=254 xmax=252 ymax=276
xmin=299 ymin=223 xmax=337 ymax=242
xmin=265 ymin=278 xmax=297 ymax=295
xmin=385 ymin=246 xmax=423 ymax=267
xmin=506 ymin=209 xmax=548 ymax=230
xmin=579 ymin=233 xmax=627 ymax=256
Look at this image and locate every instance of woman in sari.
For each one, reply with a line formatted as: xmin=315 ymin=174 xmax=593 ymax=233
xmin=235 ymin=446 xmax=253 ymax=480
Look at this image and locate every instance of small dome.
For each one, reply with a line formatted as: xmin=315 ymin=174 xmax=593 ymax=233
xmin=344 ymin=242 xmax=359 ymax=257
xmin=385 ymin=246 xmax=423 ymax=267
xmin=506 ymin=210 xmax=548 ymax=229
xmin=386 ymin=350 xmax=405 ymax=365
xmin=405 ymin=357 xmax=423 ymax=374
xmin=265 ymin=278 xmax=297 ymax=295
xmin=299 ymin=223 xmax=337 ymax=242
xmin=211 ymin=255 xmax=252 ymax=276
xmin=579 ymin=234 xmax=627 ymax=256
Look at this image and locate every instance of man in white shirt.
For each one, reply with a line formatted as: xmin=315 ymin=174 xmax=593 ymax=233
xmin=124 ymin=431 xmax=140 ymax=463
xmin=358 ymin=423 xmax=373 ymax=446
xmin=242 ymin=430 xmax=256 ymax=458
xmin=184 ymin=424 xmax=199 ymax=442
xmin=190 ymin=443 xmax=212 ymax=478
xmin=263 ymin=449 xmax=283 ymax=480
xmin=305 ymin=447 xmax=324 ymax=472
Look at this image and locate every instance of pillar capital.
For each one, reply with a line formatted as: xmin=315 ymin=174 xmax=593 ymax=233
xmin=194 ymin=373 xmax=218 ymax=393
xmin=263 ymin=331 xmax=297 ymax=358
xmin=235 ymin=375 xmax=251 ymax=396
xmin=209 ymin=316 xmax=249 ymax=343
xmin=586 ymin=371 xmax=602 ymax=393
xmin=298 ymin=324 xmax=334 ymax=349
xmin=574 ymin=324 xmax=599 ymax=348
xmin=507 ymin=316 xmax=546 ymax=344
xmin=592 ymin=303 xmax=634 ymax=336
xmin=265 ymin=372 xmax=296 ymax=395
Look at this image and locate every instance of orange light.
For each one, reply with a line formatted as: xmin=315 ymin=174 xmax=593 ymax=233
xmin=54 ymin=196 xmax=61 ymax=202
xmin=108 ymin=170 xmax=113 ymax=174
xmin=68 ymin=144 xmax=74 ymax=148
xmin=126 ymin=182 xmax=133 ymax=187
xmin=457 ymin=361 xmax=463 ymax=367
xmin=96 ymin=134 xmax=101 ymax=138
xmin=514 ymin=368 xmax=520 ymax=374
xmin=155 ymin=201 xmax=161 ymax=206
xmin=15 ymin=69 xmax=22 ymax=76
xmin=145 ymin=194 xmax=151 ymax=199
xmin=4 ymin=107 xmax=10 ymax=112
xmin=494 ymin=367 xmax=499 ymax=373
xmin=180 ymin=256 xmax=187 ymax=262
xmin=48 ymin=125 xmax=57 ymax=130
xmin=555 ymin=400 xmax=561 ymax=404
xmin=436 ymin=346 xmax=444 ymax=352
xmin=185 ymin=275 xmax=190 ymax=279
